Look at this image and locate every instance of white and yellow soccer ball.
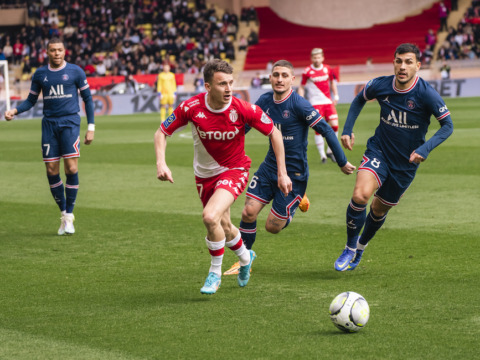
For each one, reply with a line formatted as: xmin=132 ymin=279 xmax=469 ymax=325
xmin=329 ymin=291 xmax=370 ymax=332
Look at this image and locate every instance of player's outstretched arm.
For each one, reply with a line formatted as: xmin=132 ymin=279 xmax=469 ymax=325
xmin=154 ymin=128 xmax=174 ymax=183
xmin=4 ymin=109 xmax=17 ymax=121
xmin=269 ymin=127 xmax=292 ymax=196
xmin=341 ymin=91 xmax=365 ymax=150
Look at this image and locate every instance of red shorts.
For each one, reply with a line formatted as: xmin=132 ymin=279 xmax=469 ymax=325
xmin=195 ymin=169 xmax=250 ymax=207
xmin=313 ymin=104 xmax=338 ymax=135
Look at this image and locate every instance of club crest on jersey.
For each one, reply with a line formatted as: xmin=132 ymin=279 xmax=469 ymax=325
xmin=163 ymin=113 xmax=176 ymax=128
xmin=229 ymin=109 xmax=238 ymax=123
xmin=406 ymin=99 xmax=416 ymax=109
xmin=282 ymin=110 xmax=290 ymax=119
xmin=261 ymin=112 xmax=272 ymax=124
xmin=63 ymin=74 xmax=69 ymax=81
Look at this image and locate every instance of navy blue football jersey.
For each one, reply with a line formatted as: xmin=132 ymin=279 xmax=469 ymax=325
xmin=255 ymin=89 xmax=343 ymax=181
xmin=344 ymin=75 xmax=451 ymax=172
xmin=28 ymin=62 xmax=91 ymax=124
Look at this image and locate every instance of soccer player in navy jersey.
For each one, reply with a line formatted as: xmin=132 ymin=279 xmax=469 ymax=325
xmin=224 ymin=60 xmax=356 ymax=276
xmin=4 ymin=38 xmax=95 ymax=235
xmin=334 ymin=43 xmax=454 ymax=271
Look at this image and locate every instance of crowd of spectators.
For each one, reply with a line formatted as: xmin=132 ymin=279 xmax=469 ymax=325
xmin=0 ymin=0 xmax=257 ymax=82
xmin=437 ymin=0 xmax=480 ymax=60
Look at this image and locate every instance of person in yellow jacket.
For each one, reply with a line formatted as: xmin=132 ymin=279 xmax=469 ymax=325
xmin=157 ymin=64 xmax=177 ymax=121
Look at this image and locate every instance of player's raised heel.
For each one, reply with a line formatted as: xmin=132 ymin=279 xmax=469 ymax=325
xmin=223 ymin=261 xmax=240 ymax=275
xmin=299 ymin=194 xmax=310 ymax=212
xmin=64 ymin=213 xmax=75 ymax=235
xmin=347 ymin=249 xmax=364 ymax=271
xmin=334 ymin=248 xmax=355 ymax=271
xmin=238 ymin=250 xmax=256 ymax=287
xmin=200 ymin=272 xmax=221 ymax=295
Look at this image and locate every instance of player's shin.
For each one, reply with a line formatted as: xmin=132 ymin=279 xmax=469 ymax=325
xmin=205 ymin=238 xmax=225 ymax=276
xmin=65 ymin=172 xmax=79 ymax=213
xmin=48 ymin=174 xmax=66 ymax=211
xmin=358 ymin=209 xmax=387 ymax=246
xmin=346 ymin=199 xmax=367 ymax=249
xmin=239 ymin=219 xmax=257 ymax=250
xmin=225 ymin=231 xmax=250 ymax=266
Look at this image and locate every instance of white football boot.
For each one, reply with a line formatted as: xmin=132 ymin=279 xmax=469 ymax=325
xmin=64 ymin=213 xmax=75 ymax=235
xmin=57 ymin=213 xmax=66 ymax=236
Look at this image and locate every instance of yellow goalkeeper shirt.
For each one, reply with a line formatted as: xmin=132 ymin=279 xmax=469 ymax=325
xmin=157 ymin=72 xmax=177 ymax=95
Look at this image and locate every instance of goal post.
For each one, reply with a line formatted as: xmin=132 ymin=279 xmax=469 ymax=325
xmin=0 ymin=60 xmax=11 ymax=112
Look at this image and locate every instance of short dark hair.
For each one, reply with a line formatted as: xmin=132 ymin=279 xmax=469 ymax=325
xmin=203 ymin=59 xmax=233 ymax=84
xmin=272 ymin=60 xmax=294 ymax=73
xmin=395 ymin=43 xmax=421 ymax=62
xmin=47 ymin=37 xmax=64 ymax=49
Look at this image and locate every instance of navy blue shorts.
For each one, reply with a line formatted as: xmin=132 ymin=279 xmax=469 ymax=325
xmin=245 ymin=163 xmax=307 ymax=221
xmin=359 ymin=147 xmax=416 ymax=206
xmin=41 ymin=119 xmax=80 ymax=162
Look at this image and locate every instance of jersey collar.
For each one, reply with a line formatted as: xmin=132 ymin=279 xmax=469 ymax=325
xmin=204 ymin=92 xmax=232 ymax=113
xmin=273 ymin=88 xmax=293 ymax=104
xmin=392 ymin=75 xmax=419 ymax=93
xmin=48 ymin=61 xmax=67 ymax=72
xmin=310 ymin=64 xmax=324 ymax=71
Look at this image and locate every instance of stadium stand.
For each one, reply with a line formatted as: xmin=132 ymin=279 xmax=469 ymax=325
xmin=244 ymin=3 xmax=449 ymax=70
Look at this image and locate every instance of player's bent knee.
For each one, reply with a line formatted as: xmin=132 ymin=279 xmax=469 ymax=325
xmin=352 ymin=193 xmax=370 ymax=205
xmin=241 ymin=208 xmax=257 ymax=223
xmin=265 ymin=222 xmax=283 ymax=234
xmin=202 ymin=211 xmax=219 ymax=229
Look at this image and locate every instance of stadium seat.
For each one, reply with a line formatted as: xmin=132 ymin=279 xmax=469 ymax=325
xmin=245 ymin=5 xmax=443 ymax=69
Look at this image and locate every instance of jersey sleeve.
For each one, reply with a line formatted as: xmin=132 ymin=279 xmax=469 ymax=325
xmin=300 ymin=68 xmax=309 ymax=86
xmin=414 ymin=86 xmax=453 ymax=159
xmin=160 ymin=103 xmax=189 ymax=136
xmin=16 ymin=70 xmax=41 ymax=114
xmin=362 ymin=78 xmax=378 ymax=101
xmin=426 ymin=86 xmax=451 ymax=122
xmin=300 ymin=96 xmax=347 ymax=167
xmin=297 ymin=96 xmax=324 ymax=128
xmin=76 ymin=67 xmax=94 ymax=124
xmin=342 ymin=89 xmax=368 ymax=136
xmin=245 ymin=103 xmax=274 ymax=136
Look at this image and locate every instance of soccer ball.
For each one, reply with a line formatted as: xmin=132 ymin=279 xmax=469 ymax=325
xmin=329 ymin=291 xmax=370 ymax=332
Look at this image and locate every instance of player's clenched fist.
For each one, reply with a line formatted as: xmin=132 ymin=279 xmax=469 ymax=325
xmin=4 ymin=109 xmax=17 ymax=121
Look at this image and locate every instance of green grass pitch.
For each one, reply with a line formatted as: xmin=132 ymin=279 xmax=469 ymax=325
xmin=0 ymin=97 xmax=479 ymax=359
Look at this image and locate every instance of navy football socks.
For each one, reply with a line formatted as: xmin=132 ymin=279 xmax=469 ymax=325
xmin=239 ymin=220 xmax=257 ymax=250
xmin=48 ymin=174 xmax=66 ymax=212
xmin=346 ymin=199 xmax=367 ymax=249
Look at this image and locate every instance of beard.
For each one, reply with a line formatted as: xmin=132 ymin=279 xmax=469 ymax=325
xmin=273 ymin=87 xmax=288 ymax=96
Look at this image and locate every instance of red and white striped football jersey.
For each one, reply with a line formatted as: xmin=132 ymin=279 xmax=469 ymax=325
xmin=301 ymin=64 xmax=335 ymax=105
xmin=161 ymin=93 xmax=274 ymax=178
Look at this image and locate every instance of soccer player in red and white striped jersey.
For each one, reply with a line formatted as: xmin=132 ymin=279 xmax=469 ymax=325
xmin=298 ymin=48 xmax=340 ymax=163
xmin=154 ymin=59 xmax=292 ymax=294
